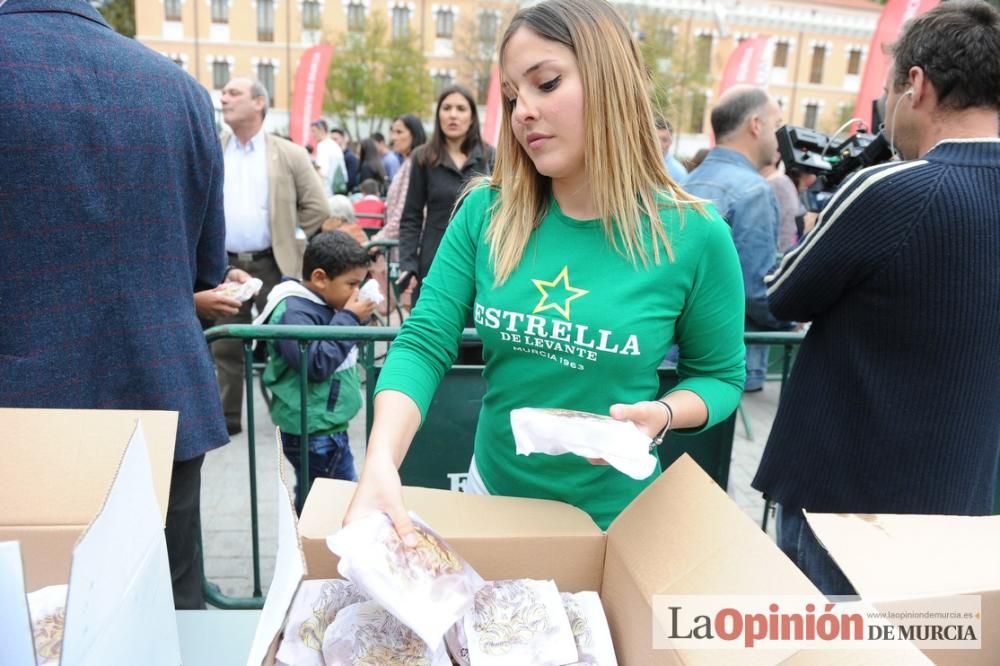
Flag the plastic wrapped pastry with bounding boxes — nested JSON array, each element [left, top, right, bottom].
[[27, 584, 68, 666], [444, 620, 470, 666], [463, 579, 578, 666], [560, 592, 618, 665], [510, 407, 658, 480], [326, 511, 485, 650], [358, 278, 385, 305], [214, 277, 264, 302], [275, 579, 368, 666], [321, 600, 451, 666]]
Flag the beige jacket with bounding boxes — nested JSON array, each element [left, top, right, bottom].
[[221, 131, 328, 278]]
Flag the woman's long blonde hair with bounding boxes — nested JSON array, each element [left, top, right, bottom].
[[482, 0, 700, 285]]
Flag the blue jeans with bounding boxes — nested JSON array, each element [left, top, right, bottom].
[[281, 431, 357, 513], [744, 344, 768, 391], [776, 504, 857, 597]]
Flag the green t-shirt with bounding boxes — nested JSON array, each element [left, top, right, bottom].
[[376, 186, 745, 529]]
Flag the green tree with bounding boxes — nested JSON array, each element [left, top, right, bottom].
[[371, 34, 434, 131], [96, 0, 135, 38], [632, 10, 713, 142], [323, 12, 433, 138]]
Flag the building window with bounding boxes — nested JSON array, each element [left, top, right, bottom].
[[212, 60, 230, 89], [433, 71, 454, 97], [164, 0, 182, 21], [687, 92, 707, 134], [773, 41, 789, 68], [804, 103, 819, 129], [211, 0, 228, 23], [258, 63, 276, 107], [435, 8, 454, 39], [302, 0, 322, 30], [257, 0, 274, 41], [391, 6, 410, 39], [809, 45, 826, 84], [480, 12, 498, 44], [847, 47, 863, 76], [694, 34, 713, 74], [347, 0, 365, 32]]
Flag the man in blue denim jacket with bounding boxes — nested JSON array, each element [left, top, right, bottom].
[[685, 86, 794, 391]]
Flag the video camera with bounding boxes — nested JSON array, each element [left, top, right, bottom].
[[776, 124, 892, 211]]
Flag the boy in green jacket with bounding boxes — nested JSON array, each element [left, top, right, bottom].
[[256, 231, 376, 510]]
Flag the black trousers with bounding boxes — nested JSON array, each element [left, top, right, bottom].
[[165, 454, 205, 609]]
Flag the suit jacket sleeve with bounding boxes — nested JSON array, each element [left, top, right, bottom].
[[291, 144, 329, 238]]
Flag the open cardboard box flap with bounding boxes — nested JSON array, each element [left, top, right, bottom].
[[0, 408, 176, 527], [807, 511, 1000, 665], [0, 409, 180, 665], [250, 450, 932, 664]]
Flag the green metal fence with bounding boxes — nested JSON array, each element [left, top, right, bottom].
[[201, 325, 804, 609]]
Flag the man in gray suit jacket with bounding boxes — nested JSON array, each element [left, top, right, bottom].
[[214, 77, 329, 434]]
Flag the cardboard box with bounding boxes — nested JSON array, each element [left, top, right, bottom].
[[807, 512, 1000, 666], [0, 408, 181, 665], [247, 441, 931, 665]]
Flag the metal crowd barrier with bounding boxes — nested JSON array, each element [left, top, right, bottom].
[[200, 325, 804, 609]]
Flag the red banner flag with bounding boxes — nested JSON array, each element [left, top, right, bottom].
[[717, 36, 771, 96], [853, 0, 939, 130], [289, 44, 334, 147], [482, 65, 503, 147]]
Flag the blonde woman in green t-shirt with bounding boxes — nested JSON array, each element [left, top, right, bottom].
[[345, 0, 746, 536]]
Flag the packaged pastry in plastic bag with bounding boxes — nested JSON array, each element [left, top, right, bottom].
[[463, 579, 578, 666], [444, 620, 470, 666], [510, 407, 658, 480], [27, 584, 68, 666], [275, 578, 368, 666], [560, 591, 618, 665], [321, 600, 451, 666], [215, 277, 263, 302], [326, 511, 485, 650]]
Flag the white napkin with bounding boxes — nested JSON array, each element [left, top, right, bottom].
[[358, 278, 385, 305], [510, 408, 658, 480]]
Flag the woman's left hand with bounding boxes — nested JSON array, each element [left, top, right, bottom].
[[585, 401, 670, 466]]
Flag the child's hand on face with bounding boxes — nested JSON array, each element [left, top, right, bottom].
[[344, 287, 377, 322]]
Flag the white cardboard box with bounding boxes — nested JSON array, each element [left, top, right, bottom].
[[0, 408, 181, 666]]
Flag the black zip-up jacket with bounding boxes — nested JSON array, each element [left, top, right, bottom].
[[398, 142, 494, 280]]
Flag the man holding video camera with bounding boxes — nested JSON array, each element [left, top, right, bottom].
[[753, 0, 1000, 595]]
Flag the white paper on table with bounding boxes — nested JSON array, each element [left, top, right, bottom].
[[463, 579, 578, 666], [321, 600, 452, 666], [358, 278, 385, 305], [326, 511, 485, 651], [510, 408, 658, 480], [560, 591, 618, 665], [216, 277, 263, 302]]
